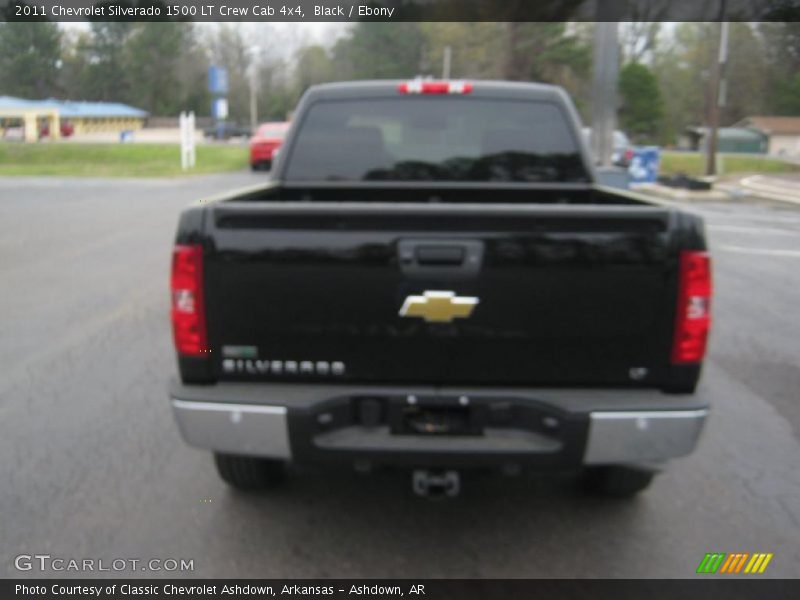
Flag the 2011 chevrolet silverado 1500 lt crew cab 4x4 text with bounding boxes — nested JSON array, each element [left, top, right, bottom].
[[169, 80, 712, 497]]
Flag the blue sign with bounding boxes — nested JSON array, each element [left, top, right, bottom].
[[208, 66, 228, 95], [628, 146, 660, 184], [211, 98, 228, 120]]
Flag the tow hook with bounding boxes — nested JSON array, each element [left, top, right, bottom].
[[412, 470, 461, 498]]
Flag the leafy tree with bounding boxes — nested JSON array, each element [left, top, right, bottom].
[[123, 23, 191, 115], [418, 23, 507, 79], [333, 23, 425, 80], [295, 45, 334, 96], [618, 62, 663, 140], [0, 22, 62, 98], [759, 22, 800, 115], [504, 23, 591, 113], [771, 73, 800, 115], [652, 23, 715, 144], [78, 23, 136, 102]]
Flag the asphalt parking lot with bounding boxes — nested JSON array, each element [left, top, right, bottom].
[[1, 173, 799, 578]]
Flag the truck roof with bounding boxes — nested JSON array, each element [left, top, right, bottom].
[[303, 80, 570, 103]]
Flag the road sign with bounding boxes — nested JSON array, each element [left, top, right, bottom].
[[208, 66, 228, 95]]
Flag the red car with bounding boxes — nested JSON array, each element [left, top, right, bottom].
[[249, 121, 290, 170], [39, 120, 74, 138]]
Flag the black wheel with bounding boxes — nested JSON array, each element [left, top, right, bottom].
[[214, 453, 287, 490], [580, 466, 655, 497]]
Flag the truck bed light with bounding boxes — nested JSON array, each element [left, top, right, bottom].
[[398, 80, 473, 95]]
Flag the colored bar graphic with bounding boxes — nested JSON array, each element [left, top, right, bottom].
[[734, 553, 750, 573], [744, 553, 774, 574], [697, 553, 726, 574], [698, 552, 773, 575]]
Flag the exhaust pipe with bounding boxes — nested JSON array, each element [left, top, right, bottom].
[[412, 469, 460, 498]]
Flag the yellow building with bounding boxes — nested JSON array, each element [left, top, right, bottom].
[[0, 96, 148, 141], [0, 96, 61, 142]]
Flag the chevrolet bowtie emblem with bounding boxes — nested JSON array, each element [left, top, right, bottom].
[[399, 291, 479, 323]]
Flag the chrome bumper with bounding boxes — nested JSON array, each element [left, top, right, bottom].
[[171, 399, 291, 459], [583, 409, 708, 465], [171, 394, 707, 467]]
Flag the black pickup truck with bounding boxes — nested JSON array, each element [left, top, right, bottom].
[[169, 80, 712, 497]]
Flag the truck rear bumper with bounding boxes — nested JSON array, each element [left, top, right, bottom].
[[170, 381, 708, 469]]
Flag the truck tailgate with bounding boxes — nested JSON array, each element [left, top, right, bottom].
[[204, 202, 679, 387]]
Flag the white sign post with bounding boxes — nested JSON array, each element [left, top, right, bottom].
[[179, 111, 196, 170]]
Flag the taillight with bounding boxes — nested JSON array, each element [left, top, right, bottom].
[[624, 148, 634, 162], [398, 80, 473, 94], [171, 244, 208, 357], [671, 251, 712, 364]]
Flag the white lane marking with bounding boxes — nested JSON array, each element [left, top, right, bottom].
[[717, 244, 800, 258], [740, 176, 800, 205], [709, 225, 799, 236]]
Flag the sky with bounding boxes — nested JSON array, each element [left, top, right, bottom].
[[59, 22, 350, 60]]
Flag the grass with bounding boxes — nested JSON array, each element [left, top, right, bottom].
[[660, 151, 800, 177], [2, 142, 797, 179], [0, 142, 248, 177]]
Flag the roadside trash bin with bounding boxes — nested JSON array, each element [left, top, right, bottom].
[[119, 130, 134, 143], [628, 146, 660, 184]]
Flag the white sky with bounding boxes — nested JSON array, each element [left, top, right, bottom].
[[59, 22, 349, 60]]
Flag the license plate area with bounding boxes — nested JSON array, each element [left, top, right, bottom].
[[389, 397, 483, 436]]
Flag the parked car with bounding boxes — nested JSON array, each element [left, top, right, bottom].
[[583, 127, 635, 168], [203, 121, 252, 140], [249, 121, 290, 170], [39, 120, 75, 139], [169, 80, 711, 498]]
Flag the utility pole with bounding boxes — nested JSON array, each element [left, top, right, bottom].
[[591, 19, 621, 168], [249, 77, 258, 134], [442, 46, 452, 79], [246, 46, 259, 135], [705, 0, 729, 177]]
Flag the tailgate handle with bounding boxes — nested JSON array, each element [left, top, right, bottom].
[[398, 240, 484, 276], [415, 246, 465, 266]]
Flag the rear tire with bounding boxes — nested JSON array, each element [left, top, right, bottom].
[[214, 453, 287, 490], [580, 466, 655, 497]]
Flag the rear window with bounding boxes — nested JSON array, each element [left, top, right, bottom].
[[285, 98, 589, 183]]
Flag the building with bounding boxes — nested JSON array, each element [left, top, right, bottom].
[[54, 100, 149, 135], [681, 126, 768, 154], [734, 116, 800, 157], [0, 96, 61, 142], [0, 96, 148, 141]]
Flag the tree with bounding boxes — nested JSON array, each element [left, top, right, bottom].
[[618, 62, 663, 141], [76, 23, 136, 102], [333, 23, 425, 79], [759, 22, 800, 115], [295, 45, 334, 96], [0, 22, 62, 98], [418, 23, 507, 79], [123, 23, 192, 115], [652, 23, 715, 144], [503, 23, 591, 113]]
